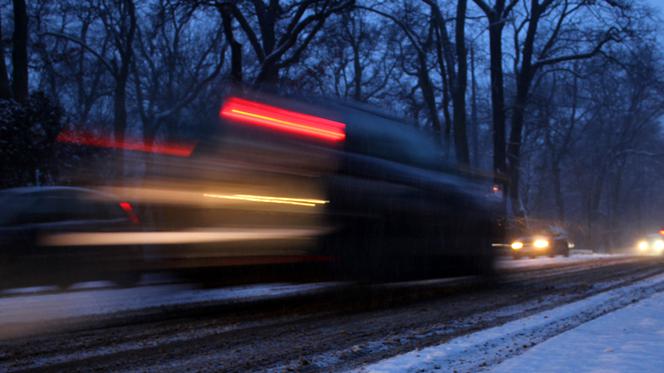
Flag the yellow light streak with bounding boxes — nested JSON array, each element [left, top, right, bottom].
[[203, 193, 328, 207]]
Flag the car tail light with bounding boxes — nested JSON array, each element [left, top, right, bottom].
[[219, 97, 346, 142], [56, 130, 196, 157], [119, 202, 140, 225]]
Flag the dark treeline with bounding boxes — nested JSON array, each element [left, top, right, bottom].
[[1, 0, 663, 250]]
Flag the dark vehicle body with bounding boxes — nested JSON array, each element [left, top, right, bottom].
[[136, 92, 504, 282], [0, 186, 142, 288]]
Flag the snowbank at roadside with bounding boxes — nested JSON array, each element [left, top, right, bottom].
[[497, 252, 628, 270], [489, 289, 664, 372], [358, 272, 664, 373]]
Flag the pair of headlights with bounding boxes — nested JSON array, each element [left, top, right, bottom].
[[637, 240, 664, 252], [511, 238, 549, 250]]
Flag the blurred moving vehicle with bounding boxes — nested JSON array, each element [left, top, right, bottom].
[[635, 234, 664, 256], [0, 186, 143, 288], [510, 232, 572, 259], [120, 92, 504, 282]]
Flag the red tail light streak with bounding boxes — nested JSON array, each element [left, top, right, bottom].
[[119, 201, 140, 224], [56, 130, 196, 157], [219, 97, 346, 142]]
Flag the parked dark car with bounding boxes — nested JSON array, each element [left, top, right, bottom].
[[0, 186, 143, 288]]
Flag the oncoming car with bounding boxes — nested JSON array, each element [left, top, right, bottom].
[[635, 234, 664, 256], [510, 234, 572, 259]]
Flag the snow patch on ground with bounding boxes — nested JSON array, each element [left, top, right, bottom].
[[497, 252, 626, 270], [489, 291, 664, 373], [357, 272, 664, 373]]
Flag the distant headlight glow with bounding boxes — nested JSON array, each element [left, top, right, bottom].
[[533, 239, 549, 249], [654, 240, 664, 252], [638, 241, 649, 251], [511, 241, 524, 250]]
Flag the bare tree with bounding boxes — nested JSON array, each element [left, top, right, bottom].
[[295, 8, 397, 103], [42, 0, 137, 149], [132, 0, 226, 148], [472, 0, 519, 187], [216, 0, 353, 86], [425, 0, 470, 162], [360, 3, 444, 137], [506, 0, 626, 216]]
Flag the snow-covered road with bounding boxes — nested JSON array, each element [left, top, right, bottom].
[[0, 280, 339, 339], [0, 254, 659, 372], [0, 253, 626, 340]]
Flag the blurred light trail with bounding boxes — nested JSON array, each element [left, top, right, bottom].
[[56, 130, 196, 157], [219, 97, 346, 142], [40, 228, 326, 246], [202, 193, 328, 207]]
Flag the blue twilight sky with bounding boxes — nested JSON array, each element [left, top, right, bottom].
[[645, 0, 664, 26], [637, 0, 664, 44]]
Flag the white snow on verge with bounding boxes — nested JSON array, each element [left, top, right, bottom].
[[489, 290, 664, 373], [357, 272, 664, 373], [497, 253, 626, 270]]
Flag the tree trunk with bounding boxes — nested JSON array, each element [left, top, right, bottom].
[[113, 82, 128, 147], [487, 14, 507, 184], [433, 25, 452, 147], [352, 40, 363, 101], [220, 9, 243, 84], [470, 44, 479, 167], [113, 0, 137, 177], [452, 0, 469, 165], [11, 0, 28, 103], [255, 63, 279, 86], [0, 16, 11, 99], [507, 0, 542, 218], [507, 78, 530, 217], [418, 55, 442, 134]]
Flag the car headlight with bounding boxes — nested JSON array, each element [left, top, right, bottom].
[[533, 239, 549, 249], [654, 240, 664, 252], [511, 241, 524, 250], [638, 241, 649, 251]]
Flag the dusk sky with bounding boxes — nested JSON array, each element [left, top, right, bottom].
[[645, 0, 664, 21]]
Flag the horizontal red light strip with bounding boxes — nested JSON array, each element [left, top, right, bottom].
[[219, 97, 346, 142], [56, 130, 196, 157]]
